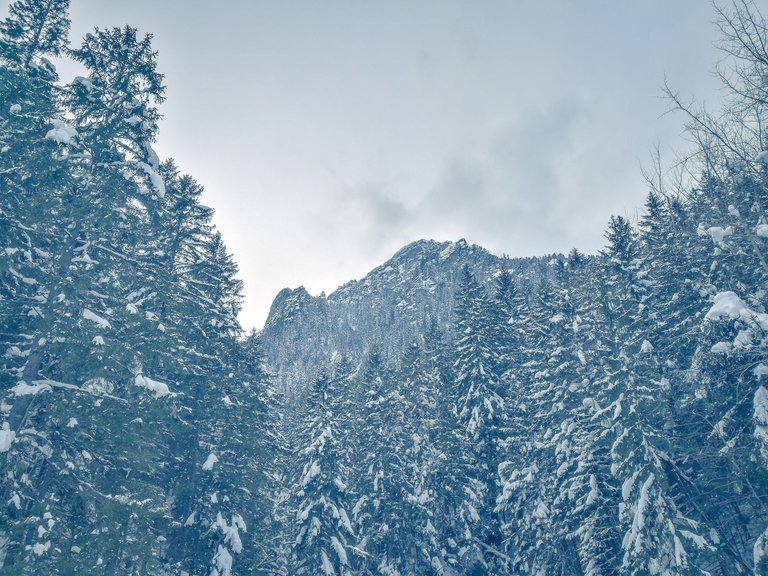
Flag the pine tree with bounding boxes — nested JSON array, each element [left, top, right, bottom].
[[448, 266, 506, 573], [0, 0, 69, 67], [288, 370, 357, 576]]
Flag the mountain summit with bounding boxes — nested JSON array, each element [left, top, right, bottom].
[[260, 239, 551, 393]]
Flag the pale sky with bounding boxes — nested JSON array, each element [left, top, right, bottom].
[[51, 0, 723, 329]]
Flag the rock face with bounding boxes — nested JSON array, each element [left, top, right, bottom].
[[260, 239, 552, 394]]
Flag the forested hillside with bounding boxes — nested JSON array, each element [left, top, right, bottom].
[[2, 0, 768, 575]]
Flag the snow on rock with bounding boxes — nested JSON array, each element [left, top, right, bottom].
[[756, 223, 768, 238], [202, 452, 219, 471], [755, 150, 768, 163], [45, 119, 77, 144], [9, 104, 21, 114], [0, 422, 16, 452], [8, 493, 21, 509], [11, 381, 52, 396], [83, 309, 111, 329], [756, 364, 768, 379], [184, 511, 196, 526], [67, 418, 78, 428], [705, 291, 768, 331], [134, 374, 171, 398], [639, 340, 653, 354], [439, 242, 458, 261], [138, 162, 166, 198], [92, 336, 104, 346]]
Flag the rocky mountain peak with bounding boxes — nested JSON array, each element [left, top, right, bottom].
[[260, 239, 550, 394]]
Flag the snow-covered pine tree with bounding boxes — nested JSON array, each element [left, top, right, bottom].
[[398, 338, 458, 575], [288, 369, 357, 576], [448, 265, 507, 574]]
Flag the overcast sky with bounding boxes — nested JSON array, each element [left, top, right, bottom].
[[53, 0, 724, 329]]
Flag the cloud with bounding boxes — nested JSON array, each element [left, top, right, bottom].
[[413, 100, 595, 254]]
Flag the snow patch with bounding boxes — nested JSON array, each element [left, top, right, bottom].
[[0, 422, 16, 452], [331, 536, 348, 565], [301, 460, 320, 487], [134, 374, 170, 398], [138, 162, 166, 198], [754, 386, 768, 445], [698, 224, 733, 245], [82, 309, 111, 329], [4, 346, 23, 358], [83, 377, 113, 395], [29, 541, 50, 556], [754, 528, 768, 572], [143, 142, 160, 169], [321, 550, 336, 575], [202, 452, 218, 471], [72, 76, 94, 92], [45, 119, 77, 144], [756, 224, 768, 238], [11, 381, 52, 396], [211, 545, 233, 576], [705, 291, 768, 331], [215, 512, 244, 554]]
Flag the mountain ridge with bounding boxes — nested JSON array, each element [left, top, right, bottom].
[[260, 238, 554, 393]]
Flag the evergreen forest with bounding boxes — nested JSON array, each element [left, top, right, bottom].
[[2, 1, 768, 574]]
